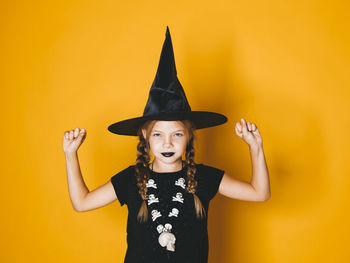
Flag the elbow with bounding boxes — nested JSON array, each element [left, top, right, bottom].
[[74, 206, 88, 212], [261, 197, 270, 202], [73, 205, 83, 212], [261, 193, 271, 202], [72, 202, 86, 212], [255, 192, 271, 202], [71, 195, 89, 212]]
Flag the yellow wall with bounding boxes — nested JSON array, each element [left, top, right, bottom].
[[1, 1, 349, 262]]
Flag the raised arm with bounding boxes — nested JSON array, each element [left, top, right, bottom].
[[63, 128, 117, 212], [218, 118, 271, 202]]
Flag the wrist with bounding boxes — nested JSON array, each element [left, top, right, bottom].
[[64, 151, 78, 157], [249, 143, 263, 152]]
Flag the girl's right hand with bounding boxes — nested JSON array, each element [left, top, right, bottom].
[[63, 128, 86, 153]]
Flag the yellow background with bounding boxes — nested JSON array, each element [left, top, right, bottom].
[[1, 0, 349, 262]]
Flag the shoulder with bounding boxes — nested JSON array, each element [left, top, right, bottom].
[[111, 165, 136, 181], [115, 164, 135, 175], [195, 163, 225, 175], [110, 165, 136, 206], [194, 163, 225, 201], [194, 163, 225, 183]]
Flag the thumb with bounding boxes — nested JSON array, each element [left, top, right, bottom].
[[78, 129, 85, 138]]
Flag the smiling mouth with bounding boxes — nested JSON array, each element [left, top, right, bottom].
[[161, 152, 175, 157]]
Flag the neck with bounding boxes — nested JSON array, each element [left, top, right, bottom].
[[151, 159, 184, 173]]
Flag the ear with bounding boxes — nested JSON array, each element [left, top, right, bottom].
[[142, 129, 147, 140]]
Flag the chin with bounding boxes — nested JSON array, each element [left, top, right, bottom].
[[160, 156, 182, 163]]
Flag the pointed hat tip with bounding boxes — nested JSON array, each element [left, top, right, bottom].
[[166, 25, 170, 36]]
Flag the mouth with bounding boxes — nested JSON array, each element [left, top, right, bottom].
[[161, 152, 175, 157]]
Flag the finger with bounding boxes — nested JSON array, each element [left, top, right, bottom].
[[253, 125, 261, 135], [240, 119, 250, 138], [81, 133, 86, 143], [247, 121, 252, 132], [235, 124, 242, 138], [74, 128, 79, 138], [252, 123, 257, 132], [235, 128, 242, 138], [64, 132, 69, 139], [69, 130, 74, 140], [79, 129, 86, 140], [236, 122, 242, 133], [241, 118, 248, 133]]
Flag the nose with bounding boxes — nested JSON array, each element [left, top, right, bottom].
[[163, 135, 173, 148]]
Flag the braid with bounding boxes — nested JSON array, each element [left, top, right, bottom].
[[135, 130, 151, 223], [185, 136, 206, 219]]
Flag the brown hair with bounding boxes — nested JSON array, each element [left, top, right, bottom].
[[135, 120, 206, 222]]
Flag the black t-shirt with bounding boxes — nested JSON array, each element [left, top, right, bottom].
[[110, 163, 225, 263]]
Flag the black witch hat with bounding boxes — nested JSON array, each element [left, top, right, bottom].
[[108, 26, 227, 136]]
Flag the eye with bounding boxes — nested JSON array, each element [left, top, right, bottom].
[[174, 133, 183, 137], [153, 133, 161, 137]]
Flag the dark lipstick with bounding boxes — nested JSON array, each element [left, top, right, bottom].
[[161, 152, 175, 157]]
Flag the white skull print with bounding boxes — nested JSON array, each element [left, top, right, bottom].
[[156, 224, 164, 234], [168, 208, 179, 217], [175, 177, 186, 189], [151, 209, 162, 221], [147, 194, 159, 205], [146, 179, 157, 189], [172, 192, 184, 203]]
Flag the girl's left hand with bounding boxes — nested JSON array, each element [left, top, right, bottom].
[[235, 118, 263, 148]]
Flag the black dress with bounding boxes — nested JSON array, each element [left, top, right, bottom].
[[110, 163, 225, 263]]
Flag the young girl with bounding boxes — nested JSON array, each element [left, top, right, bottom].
[[63, 27, 270, 263]]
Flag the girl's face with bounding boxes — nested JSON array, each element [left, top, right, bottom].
[[143, 121, 189, 166]]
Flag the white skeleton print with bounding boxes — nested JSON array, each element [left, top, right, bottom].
[[175, 178, 186, 189], [146, 179, 157, 189], [172, 192, 184, 203], [147, 194, 159, 205], [168, 208, 179, 217]]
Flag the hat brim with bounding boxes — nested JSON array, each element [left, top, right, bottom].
[[108, 111, 228, 136]]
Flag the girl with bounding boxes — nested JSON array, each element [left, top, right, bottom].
[[63, 27, 270, 263]]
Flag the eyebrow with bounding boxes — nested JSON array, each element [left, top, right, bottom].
[[152, 129, 185, 133]]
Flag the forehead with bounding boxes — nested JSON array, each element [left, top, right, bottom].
[[151, 121, 185, 132]]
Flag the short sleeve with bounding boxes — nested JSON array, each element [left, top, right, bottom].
[[196, 164, 225, 201], [110, 166, 134, 206]]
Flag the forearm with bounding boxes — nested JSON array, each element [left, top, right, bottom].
[[249, 144, 270, 200], [64, 151, 90, 211]]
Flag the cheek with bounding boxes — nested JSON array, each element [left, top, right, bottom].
[[148, 139, 161, 149], [175, 139, 188, 150]]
